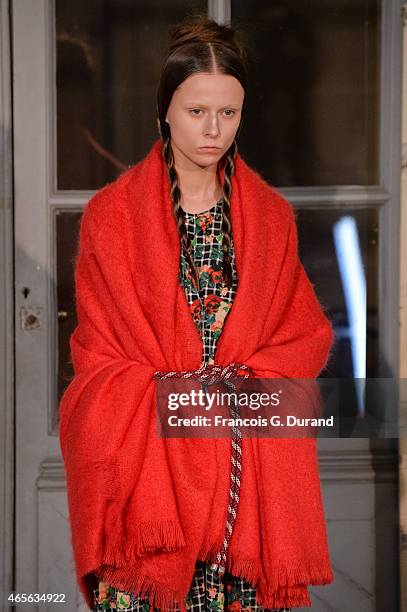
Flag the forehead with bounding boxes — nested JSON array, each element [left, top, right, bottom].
[[175, 72, 244, 102]]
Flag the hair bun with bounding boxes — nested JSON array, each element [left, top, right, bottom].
[[167, 14, 246, 63]]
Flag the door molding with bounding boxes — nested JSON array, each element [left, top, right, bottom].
[[400, 2, 407, 609], [0, 0, 15, 609]]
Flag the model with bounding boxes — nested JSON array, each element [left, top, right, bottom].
[[59, 14, 335, 612]]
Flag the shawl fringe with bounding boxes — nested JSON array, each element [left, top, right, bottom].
[[102, 518, 186, 566]]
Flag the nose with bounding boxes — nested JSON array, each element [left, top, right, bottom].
[[204, 113, 220, 137]]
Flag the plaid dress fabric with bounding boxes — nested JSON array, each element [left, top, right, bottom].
[[92, 198, 291, 612]]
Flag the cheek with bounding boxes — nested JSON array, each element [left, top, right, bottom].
[[225, 118, 241, 141], [170, 116, 201, 139], [228, 117, 241, 133]]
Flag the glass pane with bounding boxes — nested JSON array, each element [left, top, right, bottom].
[[56, 210, 82, 422], [232, 0, 380, 187], [296, 207, 378, 379], [56, 0, 207, 190]]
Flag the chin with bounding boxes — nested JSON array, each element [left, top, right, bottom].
[[192, 154, 221, 167]]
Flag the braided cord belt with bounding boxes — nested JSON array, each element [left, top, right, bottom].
[[153, 362, 254, 575]]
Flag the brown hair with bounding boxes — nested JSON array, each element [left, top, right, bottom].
[[156, 14, 248, 289]]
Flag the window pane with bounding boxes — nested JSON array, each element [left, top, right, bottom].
[[56, 210, 81, 428], [232, 0, 380, 186], [56, 0, 207, 190], [296, 207, 378, 378]]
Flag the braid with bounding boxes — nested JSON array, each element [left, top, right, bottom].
[[157, 15, 247, 292], [220, 140, 238, 289], [162, 136, 200, 290]]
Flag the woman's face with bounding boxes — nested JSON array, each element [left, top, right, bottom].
[[165, 72, 245, 169]]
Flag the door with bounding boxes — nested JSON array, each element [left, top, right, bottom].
[[12, 1, 402, 610]]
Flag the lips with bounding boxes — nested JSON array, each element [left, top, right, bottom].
[[198, 146, 221, 150]]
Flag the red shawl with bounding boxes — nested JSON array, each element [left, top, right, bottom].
[[58, 138, 335, 611]]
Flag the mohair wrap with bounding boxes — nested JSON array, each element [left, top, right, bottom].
[[58, 138, 335, 611]]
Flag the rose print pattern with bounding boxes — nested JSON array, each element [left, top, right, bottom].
[[93, 561, 291, 611], [92, 199, 291, 612], [179, 199, 238, 366]]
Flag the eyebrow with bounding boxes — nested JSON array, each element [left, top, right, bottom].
[[184, 102, 242, 108]]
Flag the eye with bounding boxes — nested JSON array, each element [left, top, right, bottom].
[[224, 109, 236, 117], [189, 108, 203, 116]]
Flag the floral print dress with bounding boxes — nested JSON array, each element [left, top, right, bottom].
[[92, 198, 291, 612]]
